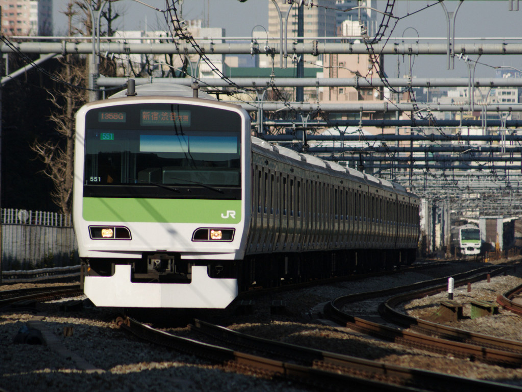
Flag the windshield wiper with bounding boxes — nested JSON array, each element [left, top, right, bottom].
[[145, 182, 180, 193], [164, 176, 225, 194]]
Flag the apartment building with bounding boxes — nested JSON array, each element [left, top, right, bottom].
[[336, 0, 377, 36], [268, 0, 337, 68], [1, 0, 52, 36]]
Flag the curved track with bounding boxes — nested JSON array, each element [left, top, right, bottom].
[[119, 316, 522, 392], [325, 265, 522, 366], [497, 282, 522, 315]]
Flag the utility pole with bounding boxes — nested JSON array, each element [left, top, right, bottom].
[[0, 7, 3, 284], [296, 3, 304, 102]]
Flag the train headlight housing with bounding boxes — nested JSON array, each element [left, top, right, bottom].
[[89, 226, 131, 240], [192, 228, 235, 242]]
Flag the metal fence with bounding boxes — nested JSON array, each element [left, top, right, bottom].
[[2, 208, 79, 270]]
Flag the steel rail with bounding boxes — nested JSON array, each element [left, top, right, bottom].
[[497, 282, 522, 316], [119, 317, 422, 392], [1, 266, 81, 284], [324, 266, 522, 366], [381, 274, 522, 353], [0, 286, 82, 310], [189, 319, 522, 392]]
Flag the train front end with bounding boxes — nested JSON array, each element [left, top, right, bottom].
[[460, 227, 482, 256], [73, 96, 251, 308]]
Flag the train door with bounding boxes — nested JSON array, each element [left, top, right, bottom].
[[272, 172, 281, 251], [294, 178, 302, 250], [248, 165, 261, 253]]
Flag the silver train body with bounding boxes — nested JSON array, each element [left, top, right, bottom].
[[73, 85, 420, 309]]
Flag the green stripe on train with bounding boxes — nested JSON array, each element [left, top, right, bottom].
[[83, 198, 242, 223]]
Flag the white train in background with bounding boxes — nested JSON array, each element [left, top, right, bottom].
[[450, 224, 483, 258]]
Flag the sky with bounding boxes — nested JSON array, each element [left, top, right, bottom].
[[52, 0, 522, 79]]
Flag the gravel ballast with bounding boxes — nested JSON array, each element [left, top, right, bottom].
[[2, 260, 522, 391]]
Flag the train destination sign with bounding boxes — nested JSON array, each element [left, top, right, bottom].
[[140, 110, 191, 127]]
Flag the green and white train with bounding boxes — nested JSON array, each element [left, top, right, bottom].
[[450, 224, 482, 257], [73, 83, 420, 309]]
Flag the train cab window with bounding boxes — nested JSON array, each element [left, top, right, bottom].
[[84, 103, 241, 199]]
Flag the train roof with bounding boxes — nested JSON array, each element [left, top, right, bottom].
[[109, 83, 216, 100], [252, 136, 414, 197]]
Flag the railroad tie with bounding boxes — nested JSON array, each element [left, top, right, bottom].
[[428, 300, 463, 323]]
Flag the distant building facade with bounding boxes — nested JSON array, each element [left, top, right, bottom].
[[113, 24, 225, 81], [336, 0, 377, 37], [1, 0, 52, 36], [268, 0, 337, 67]]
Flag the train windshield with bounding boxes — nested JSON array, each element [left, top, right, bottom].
[[83, 103, 242, 199], [462, 229, 480, 241]]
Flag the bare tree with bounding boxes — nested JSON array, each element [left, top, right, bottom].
[[31, 0, 122, 214], [31, 3, 87, 215]]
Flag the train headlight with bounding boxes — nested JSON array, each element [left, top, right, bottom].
[[101, 228, 114, 238], [192, 228, 235, 242], [210, 230, 222, 240]]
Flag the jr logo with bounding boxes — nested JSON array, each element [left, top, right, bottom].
[[221, 210, 236, 219]]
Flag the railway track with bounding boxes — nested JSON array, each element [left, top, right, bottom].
[[118, 316, 522, 392], [0, 285, 82, 311], [325, 265, 522, 366], [497, 282, 522, 315]]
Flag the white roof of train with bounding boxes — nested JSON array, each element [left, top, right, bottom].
[[109, 83, 215, 100], [252, 136, 411, 196]]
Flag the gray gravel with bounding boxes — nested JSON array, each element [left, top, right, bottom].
[[2, 260, 522, 391]]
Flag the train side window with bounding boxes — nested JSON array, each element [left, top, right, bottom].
[[334, 188, 338, 219], [290, 178, 295, 216], [297, 180, 301, 217], [341, 189, 345, 221], [283, 176, 287, 216], [354, 191, 358, 221], [257, 169, 262, 213], [363, 193, 366, 222], [263, 172, 268, 214], [270, 173, 274, 214], [276, 174, 280, 215], [371, 195, 375, 223]]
